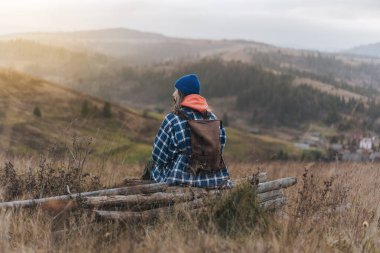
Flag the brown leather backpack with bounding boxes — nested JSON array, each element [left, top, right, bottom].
[[177, 110, 225, 175]]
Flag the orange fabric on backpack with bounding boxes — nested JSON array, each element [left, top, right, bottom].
[[180, 94, 209, 113]]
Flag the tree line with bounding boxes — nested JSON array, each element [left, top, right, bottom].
[[127, 59, 366, 127], [83, 58, 380, 131]]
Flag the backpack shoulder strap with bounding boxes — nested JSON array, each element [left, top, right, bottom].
[[201, 111, 210, 120], [175, 109, 211, 120]]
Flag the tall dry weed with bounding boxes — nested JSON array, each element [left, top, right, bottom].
[[295, 168, 350, 220], [1, 161, 380, 252], [0, 136, 101, 201]]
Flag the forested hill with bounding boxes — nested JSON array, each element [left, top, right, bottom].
[[94, 59, 376, 129], [1, 29, 380, 132]]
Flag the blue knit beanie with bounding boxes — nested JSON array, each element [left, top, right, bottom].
[[175, 74, 200, 95]]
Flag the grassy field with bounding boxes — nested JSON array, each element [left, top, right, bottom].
[[225, 127, 299, 162], [0, 154, 379, 252]]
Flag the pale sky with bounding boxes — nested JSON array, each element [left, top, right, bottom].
[[1, 0, 380, 51]]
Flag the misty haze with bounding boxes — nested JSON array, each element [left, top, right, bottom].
[[0, 1, 380, 252]]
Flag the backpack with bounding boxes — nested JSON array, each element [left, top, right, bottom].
[[177, 110, 225, 175]]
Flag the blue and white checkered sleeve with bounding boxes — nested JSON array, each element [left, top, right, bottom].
[[152, 116, 174, 166]]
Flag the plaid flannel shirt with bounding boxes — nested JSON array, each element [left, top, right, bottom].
[[151, 107, 232, 188]]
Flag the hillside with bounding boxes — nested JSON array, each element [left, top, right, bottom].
[[0, 69, 294, 163], [84, 59, 378, 131], [2, 28, 380, 135], [0, 69, 161, 163], [0, 39, 116, 87], [292, 77, 369, 102], [3, 28, 380, 91], [217, 46, 380, 88], [2, 28, 380, 88], [345, 42, 380, 58]]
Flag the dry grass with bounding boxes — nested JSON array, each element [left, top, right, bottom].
[[293, 77, 368, 103], [1, 160, 380, 252]]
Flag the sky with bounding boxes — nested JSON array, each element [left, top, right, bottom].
[[1, 0, 380, 51]]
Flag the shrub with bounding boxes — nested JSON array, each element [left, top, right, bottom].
[[102, 102, 112, 118], [271, 149, 289, 160], [81, 100, 90, 116], [33, 106, 42, 118], [199, 182, 269, 237], [295, 169, 350, 220], [301, 150, 324, 161], [0, 136, 101, 201]]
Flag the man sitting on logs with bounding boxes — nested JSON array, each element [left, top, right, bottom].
[[145, 74, 233, 188]]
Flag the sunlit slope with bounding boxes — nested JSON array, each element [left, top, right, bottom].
[[0, 69, 160, 163], [0, 39, 113, 87]]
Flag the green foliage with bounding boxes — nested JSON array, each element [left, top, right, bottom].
[[240, 83, 353, 126], [271, 149, 289, 161], [200, 183, 268, 237], [337, 121, 353, 131], [81, 100, 90, 116], [33, 106, 41, 118], [368, 100, 380, 120], [301, 150, 324, 161], [324, 109, 341, 126], [102, 102, 112, 118]]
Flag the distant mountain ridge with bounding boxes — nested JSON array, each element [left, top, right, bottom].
[[0, 28, 268, 64], [0, 28, 168, 42], [2, 27, 380, 60], [345, 42, 380, 58]]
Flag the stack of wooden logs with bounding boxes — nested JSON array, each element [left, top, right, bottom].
[[0, 173, 297, 221]]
